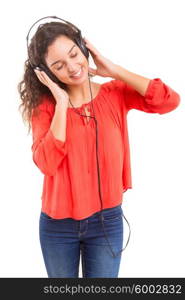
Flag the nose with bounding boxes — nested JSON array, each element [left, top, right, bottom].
[[67, 62, 77, 74]]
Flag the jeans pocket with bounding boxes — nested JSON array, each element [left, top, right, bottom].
[[102, 206, 123, 221]]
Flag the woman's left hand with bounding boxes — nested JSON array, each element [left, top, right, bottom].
[[84, 37, 118, 79]]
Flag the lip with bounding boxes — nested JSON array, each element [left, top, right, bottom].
[[70, 67, 83, 79]]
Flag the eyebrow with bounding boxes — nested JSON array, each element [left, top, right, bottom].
[[50, 44, 76, 67]]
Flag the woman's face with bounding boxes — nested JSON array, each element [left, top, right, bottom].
[[45, 35, 89, 86]]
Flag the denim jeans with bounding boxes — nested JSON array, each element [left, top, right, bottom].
[[39, 204, 124, 278]]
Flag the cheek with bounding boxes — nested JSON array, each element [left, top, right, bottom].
[[78, 53, 88, 65], [51, 71, 66, 82]]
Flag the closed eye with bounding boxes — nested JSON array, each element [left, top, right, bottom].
[[56, 53, 78, 71]]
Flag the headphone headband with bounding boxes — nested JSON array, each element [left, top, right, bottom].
[[26, 16, 81, 46]]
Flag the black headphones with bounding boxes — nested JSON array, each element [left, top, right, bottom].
[[26, 16, 131, 259], [26, 15, 90, 88]]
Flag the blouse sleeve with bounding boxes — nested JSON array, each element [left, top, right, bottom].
[[111, 78, 181, 114], [31, 98, 67, 176]]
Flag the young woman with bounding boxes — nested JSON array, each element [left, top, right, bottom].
[[18, 19, 180, 278]]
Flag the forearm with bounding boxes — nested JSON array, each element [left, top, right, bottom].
[[50, 103, 68, 142], [113, 64, 151, 96]]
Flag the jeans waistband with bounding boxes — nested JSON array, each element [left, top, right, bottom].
[[90, 204, 122, 219]]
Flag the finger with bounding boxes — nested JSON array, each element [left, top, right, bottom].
[[39, 70, 56, 86], [34, 70, 44, 82], [84, 37, 100, 57], [34, 70, 43, 82], [88, 67, 97, 76], [35, 69, 49, 83], [35, 69, 58, 87], [34, 70, 48, 85]]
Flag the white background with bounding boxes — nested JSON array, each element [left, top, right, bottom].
[[0, 0, 184, 277]]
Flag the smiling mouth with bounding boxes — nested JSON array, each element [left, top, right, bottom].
[[70, 67, 83, 79]]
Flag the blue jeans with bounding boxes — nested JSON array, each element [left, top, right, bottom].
[[39, 204, 124, 278]]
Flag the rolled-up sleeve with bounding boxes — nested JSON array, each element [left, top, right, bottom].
[[31, 100, 67, 176], [125, 78, 181, 114]]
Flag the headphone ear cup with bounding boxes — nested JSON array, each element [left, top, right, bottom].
[[81, 40, 89, 59], [37, 63, 66, 89], [34, 66, 42, 71], [75, 35, 89, 59], [39, 64, 59, 82], [38, 63, 49, 73]]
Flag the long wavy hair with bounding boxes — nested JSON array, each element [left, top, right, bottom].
[[17, 21, 90, 135]]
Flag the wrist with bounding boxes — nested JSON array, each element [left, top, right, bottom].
[[55, 101, 68, 110], [112, 64, 126, 81]]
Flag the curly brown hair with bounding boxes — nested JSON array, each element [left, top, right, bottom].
[[17, 21, 90, 135]]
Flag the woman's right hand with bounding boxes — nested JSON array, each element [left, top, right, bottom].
[[34, 68, 69, 106]]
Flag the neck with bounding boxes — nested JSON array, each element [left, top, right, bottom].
[[66, 77, 94, 107]]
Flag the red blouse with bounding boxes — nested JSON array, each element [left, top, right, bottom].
[[31, 78, 180, 220]]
